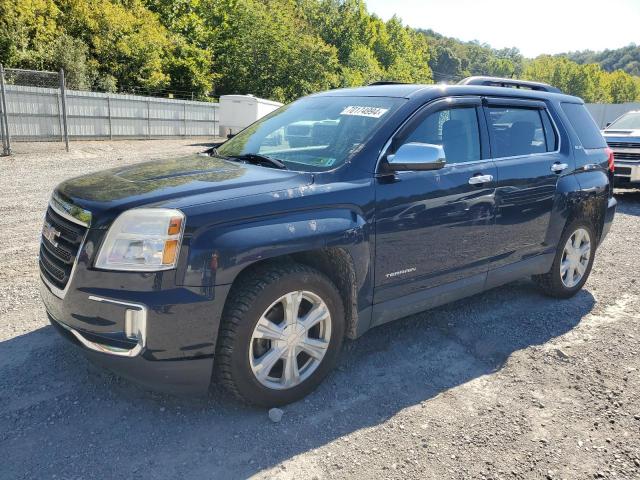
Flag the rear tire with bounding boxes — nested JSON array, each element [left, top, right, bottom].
[[533, 220, 596, 298], [215, 263, 345, 407]]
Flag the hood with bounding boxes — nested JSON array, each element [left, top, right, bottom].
[[55, 155, 314, 226], [603, 128, 640, 137]]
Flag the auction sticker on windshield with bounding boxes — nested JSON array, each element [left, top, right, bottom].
[[340, 106, 389, 118]]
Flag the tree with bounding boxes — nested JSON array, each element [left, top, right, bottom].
[[59, 0, 173, 92], [340, 44, 384, 87], [563, 43, 640, 76], [1, 0, 639, 103], [0, 0, 61, 67], [46, 34, 91, 89], [377, 17, 431, 83], [429, 45, 462, 82], [607, 70, 638, 103], [205, 0, 340, 102]]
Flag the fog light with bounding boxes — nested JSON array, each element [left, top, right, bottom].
[[125, 308, 146, 341]]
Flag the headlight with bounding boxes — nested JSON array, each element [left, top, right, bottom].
[[95, 208, 185, 271]]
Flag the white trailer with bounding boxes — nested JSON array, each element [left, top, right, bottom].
[[218, 94, 282, 136]]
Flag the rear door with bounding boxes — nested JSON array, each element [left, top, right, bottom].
[[483, 97, 564, 269]]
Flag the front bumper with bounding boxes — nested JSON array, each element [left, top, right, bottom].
[[41, 273, 232, 395]]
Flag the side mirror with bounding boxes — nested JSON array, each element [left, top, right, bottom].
[[386, 142, 446, 171]]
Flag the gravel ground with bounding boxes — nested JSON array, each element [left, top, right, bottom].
[[1, 140, 639, 480]]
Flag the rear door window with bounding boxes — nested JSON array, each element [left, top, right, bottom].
[[560, 102, 606, 149], [486, 107, 554, 158]]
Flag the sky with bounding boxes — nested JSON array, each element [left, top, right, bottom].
[[365, 0, 640, 58]]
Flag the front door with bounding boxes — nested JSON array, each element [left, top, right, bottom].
[[374, 97, 497, 305]]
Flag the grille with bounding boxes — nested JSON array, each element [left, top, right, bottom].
[[615, 167, 632, 176], [607, 141, 640, 149], [612, 151, 640, 161], [39, 206, 88, 290]]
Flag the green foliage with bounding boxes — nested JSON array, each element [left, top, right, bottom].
[[381, 17, 431, 83], [60, 0, 173, 90], [563, 44, 640, 76], [203, 0, 340, 102], [429, 45, 462, 82], [0, 0, 638, 102], [340, 44, 384, 87], [420, 30, 524, 82], [523, 55, 640, 103], [607, 70, 639, 103], [47, 34, 91, 89]]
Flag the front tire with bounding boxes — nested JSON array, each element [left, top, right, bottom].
[[215, 263, 345, 407], [533, 220, 596, 298]]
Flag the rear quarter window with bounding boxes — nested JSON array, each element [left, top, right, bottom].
[[560, 103, 606, 149]]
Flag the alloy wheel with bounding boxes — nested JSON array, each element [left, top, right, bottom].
[[560, 227, 591, 288], [249, 290, 332, 390]]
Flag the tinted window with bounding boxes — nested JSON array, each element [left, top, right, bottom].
[[561, 103, 607, 149], [400, 107, 481, 164], [486, 107, 552, 157]]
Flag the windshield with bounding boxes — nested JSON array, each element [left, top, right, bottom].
[[217, 96, 405, 172], [608, 112, 640, 130]]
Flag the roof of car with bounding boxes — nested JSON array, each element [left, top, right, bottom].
[[313, 84, 432, 98], [313, 83, 582, 103]]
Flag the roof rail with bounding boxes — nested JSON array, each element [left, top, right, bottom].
[[458, 76, 562, 93], [367, 81, 407, 86]]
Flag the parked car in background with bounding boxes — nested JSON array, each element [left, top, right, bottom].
[[602, 110, 640, 188], [40, 77, 616, 406], [284, 119, 339, 148]]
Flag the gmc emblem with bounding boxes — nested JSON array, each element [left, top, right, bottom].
[[42, 222, 61, 247]]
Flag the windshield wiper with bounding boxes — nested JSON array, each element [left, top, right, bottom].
[[231, 153, 287, 170]]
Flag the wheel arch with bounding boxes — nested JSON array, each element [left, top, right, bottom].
[[182, 208, 373, 341], [222, 247, 362, 340], [569, 169, 611, 244], [549, 172, 609, 249]]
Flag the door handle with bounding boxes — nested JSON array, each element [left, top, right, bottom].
[[551, 162, 568, 173], [468, 174, 494, 185]]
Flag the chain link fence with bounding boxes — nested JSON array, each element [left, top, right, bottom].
[[0, 66, 219, 156], [3, 67, 61, 88]]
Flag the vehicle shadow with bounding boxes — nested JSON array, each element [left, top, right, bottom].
[[614, 189, 640, 216], [0, 281, 595, 479]]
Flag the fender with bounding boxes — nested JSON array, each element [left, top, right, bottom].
[[179, 208, 371, 290], [546, 166, 610, 252], [573, 167, 610, 241], [545, 173, 582, 250]]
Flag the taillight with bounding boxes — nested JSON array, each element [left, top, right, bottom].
[[606, 147, 615, 173]]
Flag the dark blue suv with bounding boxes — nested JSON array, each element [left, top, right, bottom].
[[40, 77, 616, 406]]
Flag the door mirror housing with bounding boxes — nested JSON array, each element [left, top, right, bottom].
[[386, 142, 447, 171]]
